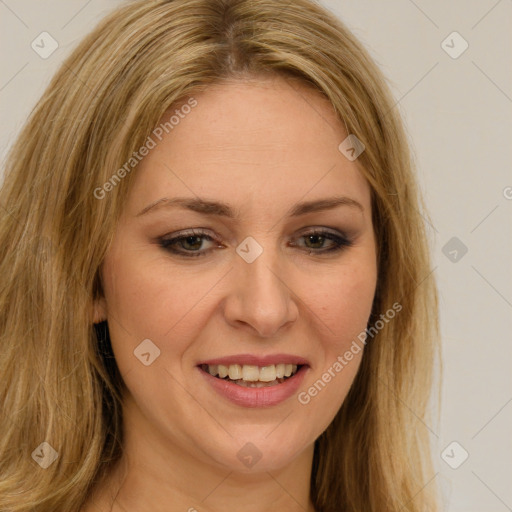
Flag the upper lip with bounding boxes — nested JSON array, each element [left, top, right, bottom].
[[197, 353, 310, 367]]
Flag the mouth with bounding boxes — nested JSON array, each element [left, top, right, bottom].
[[198, 363, 303, 388], [196, 354, 310, 407]]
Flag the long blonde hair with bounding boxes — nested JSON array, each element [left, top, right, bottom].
[[0, 0, 441, 510]]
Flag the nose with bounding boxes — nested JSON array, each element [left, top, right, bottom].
[[222, 242, 299, 338]]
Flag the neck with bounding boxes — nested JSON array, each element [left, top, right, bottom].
[[83, 395, 318, 512]]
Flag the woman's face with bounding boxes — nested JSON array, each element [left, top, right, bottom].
[[96, 75, 377, 474]]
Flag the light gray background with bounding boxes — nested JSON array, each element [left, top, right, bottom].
[[1, 1, 511, 511]]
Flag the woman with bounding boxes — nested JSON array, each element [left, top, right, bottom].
[[0, 0, 441, 510]]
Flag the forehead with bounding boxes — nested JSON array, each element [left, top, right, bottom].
[[128, 76, 371, 218]]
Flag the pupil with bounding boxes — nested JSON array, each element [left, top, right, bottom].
[[307, 234, 323, 248], [184, 236, 202, 250]]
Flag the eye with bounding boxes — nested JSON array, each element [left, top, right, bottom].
[[290, 228, 353, 254], [158, 229, 220, 258], [158, 228, 353, 258]]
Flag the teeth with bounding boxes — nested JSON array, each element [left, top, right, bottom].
[[204, 363, 300, 382], [228, 364, 242, 380], [242, 365, 260, 381], [259, 365, 277, 382]]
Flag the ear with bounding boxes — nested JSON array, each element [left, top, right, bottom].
[[92, 296, 108, 324]]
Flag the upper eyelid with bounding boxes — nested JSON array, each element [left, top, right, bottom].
[[161, 225, 349, 239], [159, 227, 353, 249]]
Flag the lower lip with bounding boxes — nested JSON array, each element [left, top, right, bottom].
[[197, 365, 308, 408]]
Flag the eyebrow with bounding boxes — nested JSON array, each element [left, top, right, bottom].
[[136, 195, 364, 218]]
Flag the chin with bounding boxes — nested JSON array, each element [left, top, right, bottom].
[[199, 427, 313, 474]]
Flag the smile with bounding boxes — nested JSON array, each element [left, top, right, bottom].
[[196, 357, 309, 407], [200, 363, 301, 387]]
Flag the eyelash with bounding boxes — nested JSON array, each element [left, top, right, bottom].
[[158, 228, 353, 258]]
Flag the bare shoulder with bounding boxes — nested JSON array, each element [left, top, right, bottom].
[[78, 497, 106, 512], [79, 462, 125, 512], [79, 496, 112, 512], [78, 483, 116, 512]]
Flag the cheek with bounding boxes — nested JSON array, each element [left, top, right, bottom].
[[102, 245, 190, 333], [309, 260, 377, 344], [295, 264, 375, 424], [101, 246, 225, 373]]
